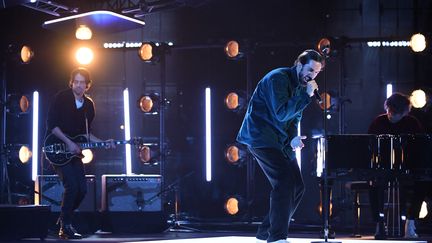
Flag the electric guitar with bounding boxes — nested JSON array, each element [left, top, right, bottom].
[[43, 133, 142, 166]]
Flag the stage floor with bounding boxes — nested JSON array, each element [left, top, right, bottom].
[[127, 236, 428, 243], [18, 231, 432, 243]]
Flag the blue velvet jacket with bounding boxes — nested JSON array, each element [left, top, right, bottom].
[[236, 66, 311, 160]]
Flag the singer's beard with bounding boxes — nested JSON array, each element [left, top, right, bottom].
[[299, 74, 311, 87]]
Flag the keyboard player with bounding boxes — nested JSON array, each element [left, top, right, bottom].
[[367, 92, 424, 239]]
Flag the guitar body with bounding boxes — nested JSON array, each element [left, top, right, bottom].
[[43, 133, 138, 166], [43, 134, 89, 166]]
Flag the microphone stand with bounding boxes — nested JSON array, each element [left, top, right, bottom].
[[146, 171, 199, 232], [311, 50, 341, 243]]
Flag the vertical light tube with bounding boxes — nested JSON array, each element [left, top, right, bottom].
[[316, 137, 324, 177], [123, 88, 132, 175], [205, 87, 212, 182], [295, 121, 301, 170], [31, 91, 39, 181], [386, 83, 393, 98]]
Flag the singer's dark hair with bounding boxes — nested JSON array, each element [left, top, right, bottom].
[[294, 49, 325, 68], [69, 67, 92, 89], [384, 92, 411, 115]]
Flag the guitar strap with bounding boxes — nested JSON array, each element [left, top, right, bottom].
[[85, 111, 90, 143], [84, 98, 90, 143]]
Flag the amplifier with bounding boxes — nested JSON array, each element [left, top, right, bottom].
[[0, 205, 50, 240], [101, 174, 162, 212], [34, 175, 96, 212]]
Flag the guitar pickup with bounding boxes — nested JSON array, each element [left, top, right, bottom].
[[43, 144, 67, 154]]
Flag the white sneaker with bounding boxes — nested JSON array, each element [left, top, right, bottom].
[[404, 219, 419, 238], [268, 240, 289, 243]]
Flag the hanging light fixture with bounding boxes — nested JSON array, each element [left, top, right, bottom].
[[410, 33, 427, 52], [75, 25, 93, 40]]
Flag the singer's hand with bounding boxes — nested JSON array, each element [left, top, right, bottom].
[[306, 80, 318, 97], [290, 135, 307, 151]]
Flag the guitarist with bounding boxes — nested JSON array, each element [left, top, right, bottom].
[[46, 67, 115, 239]]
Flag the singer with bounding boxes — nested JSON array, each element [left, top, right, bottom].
[[237, 49, 324, 243]]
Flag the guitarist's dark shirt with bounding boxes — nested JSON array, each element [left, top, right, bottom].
[[47, 89, 95, 137]]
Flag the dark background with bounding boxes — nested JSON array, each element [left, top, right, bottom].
[[1, 0, 431, 227]]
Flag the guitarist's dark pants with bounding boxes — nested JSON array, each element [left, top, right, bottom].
[[248, 147, 305, 242], [54, 158, 87, 225]]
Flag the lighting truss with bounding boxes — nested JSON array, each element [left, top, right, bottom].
[[21, 0, 77, 17]]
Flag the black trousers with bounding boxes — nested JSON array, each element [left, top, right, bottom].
[[369, 178, 408, 223], [54, 158, 87, 225], [248, 147, 305, 242]]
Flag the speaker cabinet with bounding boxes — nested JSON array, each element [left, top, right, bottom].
[[101, 174, 162, 212], [0, 205, 50, 240], [34, 175, 96, 212]]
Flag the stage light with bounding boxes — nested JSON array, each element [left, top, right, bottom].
[[419, 201, 428, 218], [139, 42, 153, 61], [18, 145, 32, 163], [224, 40, 243, 59], [318, 92, 331, 110], [138, 42, 164, 63], [317, 38, 331, 57], [386, 83, 393, 98], [224, 195, 245, 216], [410, 33, 426, 52], [6, 94, 30, 116], [317, 92, 339, 112], [81, 149, 93, 164], [75, 47, 94, 65], [367, 40, 410, 48], [224, 144, 247, 165], [138, 93, 160, 114], [224, 91, 246, 112], [296, 121, 301, 170], [139, 145, 151, 163], [316, 36, 348, 56], [5, 144, 32, 164], [75, 25, 92, 40], [20, 45, 34, 64], [6, 44, 35, 64], [138, 145, 159, 165], [205, 87, 212, 182], [410, 89, 427, 108], [123, 88, 132, 175], [32, 91, 39, 181]]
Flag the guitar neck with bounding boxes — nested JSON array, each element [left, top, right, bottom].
[[78, 140, 128, 149]]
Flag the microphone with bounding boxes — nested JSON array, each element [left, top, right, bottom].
[[304, 77, 322, 103], [314, 89, 322, 104]]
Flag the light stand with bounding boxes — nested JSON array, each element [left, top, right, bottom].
[[0, 59, 12, 204], [311, 43, 341, 243]]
